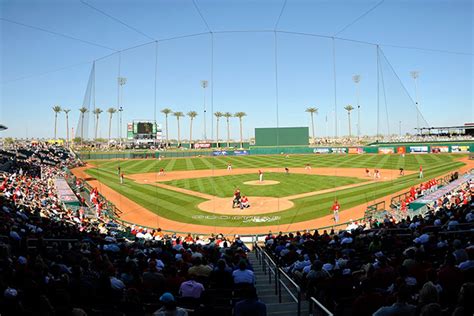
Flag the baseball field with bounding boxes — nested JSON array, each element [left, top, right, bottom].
[[71, 153, 470, 234]]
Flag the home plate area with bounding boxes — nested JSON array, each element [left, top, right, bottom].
[[197, 196, 294, 215]]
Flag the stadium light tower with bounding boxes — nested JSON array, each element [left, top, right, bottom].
[[118, 77, 127, 146], [410, 71, 420, 135], [200, 80, 208, 141], [352, 75, 361, 138]]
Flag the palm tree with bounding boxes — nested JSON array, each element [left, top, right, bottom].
[[344, 105, 355, 137], [187, 111, 198, 148], [214, 112, 223, 148], [173, 111, 184, 146], [161, 108, 173, 147], [234, 112, 247, 149], [93, 108, 103, 140], [63, 109, 71, 146], [52, 105, 62, 139], [305, 107, 318, 144], [223, 112, 233, 148], [79, 107, 88, 145], [107, 107, 117, 144]]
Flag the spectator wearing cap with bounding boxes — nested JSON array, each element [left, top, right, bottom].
[[234, 286, 266, 316], [153, 292, 188, 316]]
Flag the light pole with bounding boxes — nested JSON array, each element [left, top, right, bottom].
[[410, 71, 420, 135], [352, 75, 361, 138], [200, 80, 208, 141], [118, 77, 127, 146], [399, 120, 402, 137]]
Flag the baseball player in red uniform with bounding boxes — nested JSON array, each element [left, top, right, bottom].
[[259, 169, 263, 182], [419, 165, 423, 178], [331, 199, 340, 224]]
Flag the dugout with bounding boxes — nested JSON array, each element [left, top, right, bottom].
[[255, 127, 309, 146]]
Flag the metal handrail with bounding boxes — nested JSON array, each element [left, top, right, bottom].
[[258, 245, 334, 316], [26, 238, 79, 249], [309, 297, 333, 316], [278, 267, 302, 316], [254, 244, 278, 295]]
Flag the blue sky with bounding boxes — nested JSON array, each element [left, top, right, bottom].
[[1, 0, 472, 140]]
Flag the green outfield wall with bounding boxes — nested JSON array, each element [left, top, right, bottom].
[[77, 141, 474, 160], [255, 127, 309, 146]]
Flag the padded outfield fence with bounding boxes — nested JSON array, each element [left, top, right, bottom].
[[77, 141, 474, 160]]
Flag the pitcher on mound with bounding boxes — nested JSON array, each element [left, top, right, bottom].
[[258, 169, 263, 182]]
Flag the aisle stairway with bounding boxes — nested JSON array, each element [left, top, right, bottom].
[[248, 251, 310, 316]]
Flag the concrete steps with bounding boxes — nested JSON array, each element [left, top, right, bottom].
[[248, 251, 310, 316]]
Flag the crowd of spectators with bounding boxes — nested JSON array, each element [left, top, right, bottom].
[[2, 141, 472, 315], [0, 143, 265, 316], [265, 176, 474, 315]]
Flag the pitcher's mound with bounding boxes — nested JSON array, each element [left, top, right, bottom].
[[244, 180, 280, 186]]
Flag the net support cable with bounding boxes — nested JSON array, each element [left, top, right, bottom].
[[333, 0, 386, 36], [80, 0, 156, 41], [378, 47, 430, 127]]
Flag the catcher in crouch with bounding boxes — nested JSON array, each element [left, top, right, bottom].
[[232, 188, 242, 208]]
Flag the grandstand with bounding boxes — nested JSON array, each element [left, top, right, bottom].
[[417, 123, 474, 137], [2, 0, 473, 315]]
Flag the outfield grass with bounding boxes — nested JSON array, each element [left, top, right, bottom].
[[163, 173, 366, 198], [88, 153, 461, 174], [84, 154, 465, 227]]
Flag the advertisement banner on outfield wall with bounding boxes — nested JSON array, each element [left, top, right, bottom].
[[348, 147, 364, 154], [212, 151, 228, 156], [410, 146, 429, 154], [378, 147, 395, 154], [313, 148, 331, 154], [431, 146, 449, 153], [397, 147, 406, 154], [451, 145, 469, 153], [332, 148, 347, 154], [194, 143, 211, 149], [234, 150, 249, 156]]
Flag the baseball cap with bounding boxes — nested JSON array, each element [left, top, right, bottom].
[[160, 292, 175, 303], [18, 256, 27, 265], [4, 288, 18, 298]]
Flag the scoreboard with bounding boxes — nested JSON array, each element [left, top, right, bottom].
[[127, 121, 163, 142]]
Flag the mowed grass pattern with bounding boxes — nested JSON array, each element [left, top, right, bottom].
[[84, 155, 465, 227], [88, 153, 461, 175], [163, 173, 366, 198]]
